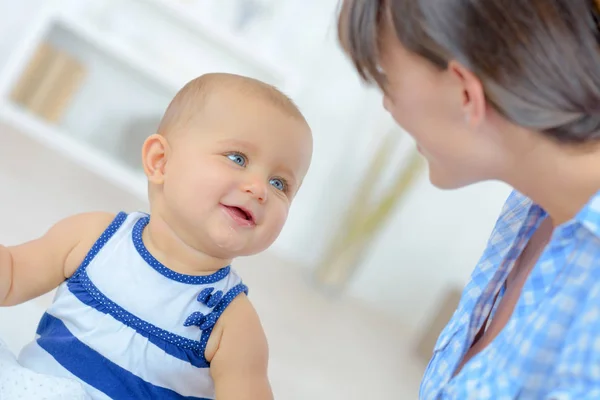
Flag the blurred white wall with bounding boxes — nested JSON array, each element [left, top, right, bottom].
[[0, 1, 44, 71], [351, 180, 511, 334], [0, 0, 512, 334]]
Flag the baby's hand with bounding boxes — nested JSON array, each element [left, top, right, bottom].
[[208, 294, 273, 400]]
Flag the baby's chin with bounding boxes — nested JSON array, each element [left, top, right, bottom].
[[207, 228, 269, 259]]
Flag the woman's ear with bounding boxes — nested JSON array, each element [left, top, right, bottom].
[[448, 60, 486, 128], [142, 134, 169, 185]]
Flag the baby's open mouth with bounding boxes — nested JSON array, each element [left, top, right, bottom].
[[222, 205, 255, 226], [229, 207, 252, 221]]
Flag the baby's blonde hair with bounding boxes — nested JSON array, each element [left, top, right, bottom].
[[157, 73, 306, 137]]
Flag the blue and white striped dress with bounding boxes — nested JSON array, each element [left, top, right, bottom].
[[19, 212, 248, 399]]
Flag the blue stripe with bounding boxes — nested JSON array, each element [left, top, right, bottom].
[[36, 313, 211, 400], [67, 271, 209, 368]]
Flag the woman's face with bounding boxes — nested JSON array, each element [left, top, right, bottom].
[[378, 18, 507, 189]]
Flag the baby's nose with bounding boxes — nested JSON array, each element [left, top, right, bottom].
[[243, 179, 268, 203]]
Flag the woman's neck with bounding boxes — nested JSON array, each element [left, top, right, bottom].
[[505, 138, 600, 226]]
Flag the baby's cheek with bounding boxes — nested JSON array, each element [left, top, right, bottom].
[[276, 203, 290, 226], [265, 205, 289, 241]]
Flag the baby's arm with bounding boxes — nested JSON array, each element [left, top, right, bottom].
[[209, 294, 273, 400], [0, 212, 115, 306]]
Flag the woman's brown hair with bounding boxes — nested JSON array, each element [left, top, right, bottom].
[[338, 0, 600, 143]]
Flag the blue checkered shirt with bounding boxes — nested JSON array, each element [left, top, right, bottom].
[[420, 190, 600, 399]]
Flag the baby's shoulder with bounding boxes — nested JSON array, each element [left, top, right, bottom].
[[63, 212, 119, 277], [65, 212, 117, 235], [204, 293, 267, 363], [219, 293, 262, 329]]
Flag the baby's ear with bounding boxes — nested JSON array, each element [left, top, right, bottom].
[[142, 134, 169, 185]]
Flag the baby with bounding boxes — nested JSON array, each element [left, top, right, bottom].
[[0, 73, 313, 399]]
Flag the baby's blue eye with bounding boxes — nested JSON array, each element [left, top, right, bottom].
[[227, 153, 246, 167], [270, 178, 286, 191]]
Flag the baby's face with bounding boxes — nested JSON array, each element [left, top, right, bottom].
[[161, 94, 312, 259]]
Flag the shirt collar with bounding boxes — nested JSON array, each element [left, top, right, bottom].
[[575, 189, 600, 238]]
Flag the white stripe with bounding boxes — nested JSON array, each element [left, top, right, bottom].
[[40, 285, 215, 398], [19, 341, 110, 400]]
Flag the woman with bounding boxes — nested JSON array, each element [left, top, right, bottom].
[[338, 1, 600, 399]]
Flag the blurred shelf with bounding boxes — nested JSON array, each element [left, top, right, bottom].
[[55, 14, 180, 94], [0, 6, 55, 100], [0, 101, 148, 202], [140, 0, 292, 84]]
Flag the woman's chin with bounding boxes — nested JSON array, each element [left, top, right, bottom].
[[427, 164, 476, 190]]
